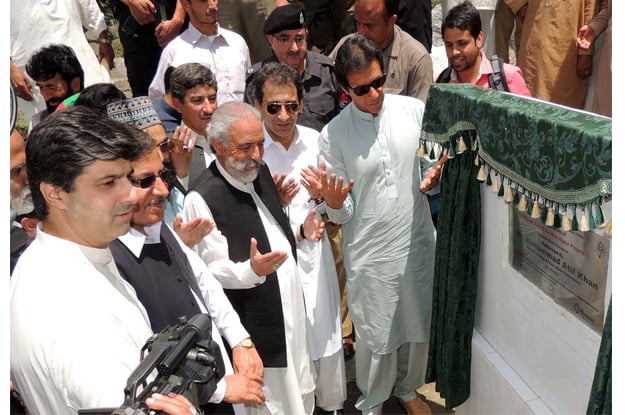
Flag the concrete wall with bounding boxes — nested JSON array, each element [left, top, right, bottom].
[[456, 187, 611, 414]]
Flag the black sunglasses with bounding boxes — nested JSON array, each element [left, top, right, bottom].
[[266, 101, 299, 115], [350, 74, 387, 96], [158, 138, 175, 153], [129, 168, 174, 189]]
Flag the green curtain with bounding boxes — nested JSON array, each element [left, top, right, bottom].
[[587, 298, 612, 414], [425, 144, 481, 410]]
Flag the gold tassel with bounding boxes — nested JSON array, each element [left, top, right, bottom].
[[477, 164, 487, 181], [504, 185, 514, 203], [491, 173, 500, 193], [471, 137, 478, 151], [562, 212, 572, 231], [546, 207, 555, 226], [474, 153, 480, 166], [580, 209, 589, 231], [457, 135, 467, 154], [605, 219, 612, 235], [418, 142, 426, 158], [518, 194, 528, 211], [531, 199, 541, 218]]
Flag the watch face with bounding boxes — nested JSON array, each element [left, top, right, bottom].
[[241, 338, 254, 347]]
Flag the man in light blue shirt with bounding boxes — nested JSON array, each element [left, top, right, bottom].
[[318, 34, 438, 415]]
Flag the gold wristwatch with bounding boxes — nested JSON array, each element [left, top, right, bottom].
[[233, 337, 254, 348]]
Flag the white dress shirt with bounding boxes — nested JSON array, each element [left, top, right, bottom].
[[148, 23, 251, 104]]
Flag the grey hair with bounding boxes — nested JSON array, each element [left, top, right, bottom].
[[207, 101, 262, 145]]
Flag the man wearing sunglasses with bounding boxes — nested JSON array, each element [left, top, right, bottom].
[[107, 96, 213, 249], [318, 35, 438, 415], [10, 107, 197, 414], [252, 62, 347, 415], [110, 144, 266, 414], [245, 2, 343, 133], [183, 101, 325, 415]]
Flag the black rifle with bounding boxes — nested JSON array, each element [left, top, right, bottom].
[[79, 313, 224, 415]]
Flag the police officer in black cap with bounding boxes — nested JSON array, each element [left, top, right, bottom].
[[244, 1, 346, 132]]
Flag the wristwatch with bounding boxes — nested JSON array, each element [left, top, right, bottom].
[[233, 338, 254, 348]]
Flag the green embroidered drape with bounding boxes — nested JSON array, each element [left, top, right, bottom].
[[587, 298, 611, 415], [425, 135, 481, 410], [420, 84, 612, 232], [420, 84, 612, 409]]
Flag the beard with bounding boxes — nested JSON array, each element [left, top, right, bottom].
[[225, 156, 263, 183], [11, 186, 34, 216]]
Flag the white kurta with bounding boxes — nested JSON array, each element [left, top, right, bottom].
[[11, 0, 111, 120], [116, 222, 251, 411], [182, 161, 315, 415], [318, 94, 436, 355], [10, 226, 153, 414], [261, 124, 343, 361]]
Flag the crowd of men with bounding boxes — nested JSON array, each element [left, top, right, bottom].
[[9, 0, 611, 414]]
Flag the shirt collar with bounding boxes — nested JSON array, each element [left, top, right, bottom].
[[262, 123, 301, 151], [450, 50, 490, 81], [117, 222, 163, 257], [186, 22, 226, 45], [384, 25, 402, 58], [36, 222, 113, 266]]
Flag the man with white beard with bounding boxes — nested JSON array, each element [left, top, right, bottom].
[[10, 128, 38, 273]]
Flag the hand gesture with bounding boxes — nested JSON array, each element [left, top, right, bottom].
[[173, 215, 214, 248], [145, 393, 199, 415], [576, 24, 596, 50], [10, 61, 34, 101], [127, 0, 157, 25], [249, 237, 288, 276], [232, 343, 264, 379], [273, 173, 300, 207], [155, 19, 183, 47], [98, 43, 115, 70], [223, 373, 265, 405], [170, 125, 195, 179], [318, 160, 354, 209], [302, 209, 324, 241], [420, 154, 448, 193], [300, 164, 323, 200]]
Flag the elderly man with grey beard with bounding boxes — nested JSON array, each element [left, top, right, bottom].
[[182, 101, 324, 415]]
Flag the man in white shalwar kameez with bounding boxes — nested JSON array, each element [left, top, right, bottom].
[[251, 62, 347, 414], [182, 102, 320, 415], [10, 107, 196, 415], [318, 35, 438, 415]]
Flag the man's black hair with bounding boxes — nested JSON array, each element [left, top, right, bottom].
[[169, 63, 217, 102], [164, 66, 177, 94], [334, 34, 385, 90], [26, 106, 152, 220], [252, 62, 304, 105], [25, 44, 85, 89], [74, 83, 128, 113], [441, 1, 482, 39]]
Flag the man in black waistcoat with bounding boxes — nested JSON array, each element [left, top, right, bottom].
[[183, 101, 324, 415], [110, 144, 265, 413]]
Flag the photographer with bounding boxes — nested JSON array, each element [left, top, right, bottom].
[[10, 107, 199, 414]]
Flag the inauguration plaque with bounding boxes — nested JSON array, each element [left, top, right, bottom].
[[510, 209, 610, 333]]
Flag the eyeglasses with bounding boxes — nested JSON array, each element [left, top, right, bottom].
[[266, 101, 299, 115], [274, 35, 306, 47], [129, 168, 174, 189], [349, 74, 387, 96], [158, 138, 175, 153]]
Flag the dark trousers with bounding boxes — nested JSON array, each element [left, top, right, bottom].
[[119, 25, 163, 97]]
